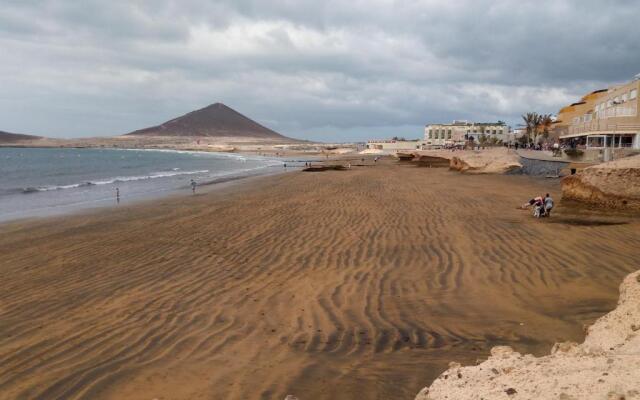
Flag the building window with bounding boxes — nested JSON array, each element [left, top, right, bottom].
[[447, 130, 451, 139]]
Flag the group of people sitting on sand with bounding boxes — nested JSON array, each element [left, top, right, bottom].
[[522, 193, 554, 218]]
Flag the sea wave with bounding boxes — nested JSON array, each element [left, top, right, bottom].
[[116, 147, 281, 163], [15, 169, 209, 194]]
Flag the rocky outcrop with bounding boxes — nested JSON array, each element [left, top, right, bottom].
[[415, 270, 640, 400], [412, 149, 522, 174], [561, 154, 640, 210], [448, 150, 521, 174]]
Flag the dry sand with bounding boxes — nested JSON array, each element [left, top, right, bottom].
[[416, 270, 640, 400], [1, 160, 639, 400], [0, 135, 357, 158]]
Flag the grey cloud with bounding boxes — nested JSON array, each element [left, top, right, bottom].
[[0, 0, 639, 141]]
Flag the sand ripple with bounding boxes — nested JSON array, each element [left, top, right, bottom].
[[1, 162, 639, 399]]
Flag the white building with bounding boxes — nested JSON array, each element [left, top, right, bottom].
[[424, 121, 512, 147]]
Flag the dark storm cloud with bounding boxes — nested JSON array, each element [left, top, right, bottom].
[[0, 0, 638, 141]]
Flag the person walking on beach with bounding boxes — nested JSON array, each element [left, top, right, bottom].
[[116, 187, 120, 204], [190, 179, 197, 194]]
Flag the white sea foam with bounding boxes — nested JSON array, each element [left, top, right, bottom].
[[27, 169, 209, 192], [116, 147, 282, 164]]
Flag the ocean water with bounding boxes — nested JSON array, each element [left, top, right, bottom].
[[0, 147, 283, 222]]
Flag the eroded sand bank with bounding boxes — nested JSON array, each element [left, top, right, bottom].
[[416, 270, 640, 400], [562, 154, 640, 210], [1, 160, 639, 399], [413, 148, 522, 174]]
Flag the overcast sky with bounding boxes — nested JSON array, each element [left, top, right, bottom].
[[1, 1, 639, 142]]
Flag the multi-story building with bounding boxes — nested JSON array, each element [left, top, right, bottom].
[[552, 89, 609, 141], [424, 121, 511, 147], [558, 75, 640, 153]]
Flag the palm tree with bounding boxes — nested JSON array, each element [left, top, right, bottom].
[[521, 112, 539, 145], [539, 114, 553, 139]]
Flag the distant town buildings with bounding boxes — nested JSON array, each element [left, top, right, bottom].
[[371, 74, 640, 157], [556, 74, 640, 152], [511, 127, 527, 141], [424, 121, 512, 147]]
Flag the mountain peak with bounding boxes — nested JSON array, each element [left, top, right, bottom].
[[0, 130, 41, 143], [125, 103, 291, 140]]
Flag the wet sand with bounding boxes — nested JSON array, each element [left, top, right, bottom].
[[1, 160, 639, 399]]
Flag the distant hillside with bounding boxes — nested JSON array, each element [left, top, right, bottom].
[[125, 103, 293, 140], [0, 131, 41, 143]]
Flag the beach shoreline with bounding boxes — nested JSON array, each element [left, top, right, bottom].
[[0, 148, 296, 224], [1, 160, 639, 399], [0, 166, 286, 227]]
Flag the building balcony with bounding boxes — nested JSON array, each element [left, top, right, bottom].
[[567, 120, 640, 136]]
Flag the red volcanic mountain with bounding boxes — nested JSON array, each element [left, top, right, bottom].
[[125, 103, 292, 140], [0, 131, 41, 143]]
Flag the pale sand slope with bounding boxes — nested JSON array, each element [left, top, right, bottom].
[[416, 270, 640, 400], [562, 154, 640, 209], [0, 135, 356, 156], [1, 161, 639, 399], [415, 148, 522, 174]]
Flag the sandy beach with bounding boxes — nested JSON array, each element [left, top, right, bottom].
[[1, 159, 639, 400]]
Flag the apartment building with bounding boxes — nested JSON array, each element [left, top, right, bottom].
[[552, 89, 608, 140], [558, 75, 640, 152], [424, 121, 511, 147]]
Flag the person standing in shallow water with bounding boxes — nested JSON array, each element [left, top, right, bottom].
[[190, 179, 197, 194], [116, 187, 120, 204]]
